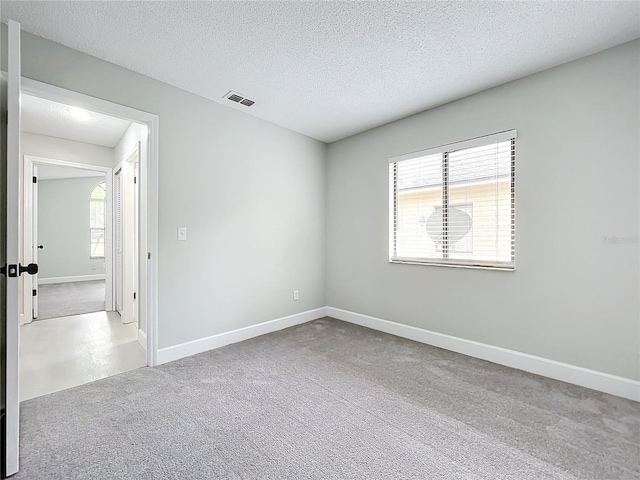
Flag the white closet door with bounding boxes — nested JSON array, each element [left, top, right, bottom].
[[115, 168, 123, 315]]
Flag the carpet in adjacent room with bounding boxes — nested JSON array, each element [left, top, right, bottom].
[[36, 280, 105, 320]]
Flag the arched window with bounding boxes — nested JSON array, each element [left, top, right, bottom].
[[90, 182, 106, 258]]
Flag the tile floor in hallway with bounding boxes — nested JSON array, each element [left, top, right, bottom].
[[20, 311, 147, 401]]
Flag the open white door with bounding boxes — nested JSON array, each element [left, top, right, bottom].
[[20, 155, 33, 325], [132, 159, 139, 328], [3, 19, 24, 477], [114, 148, 139, 326], [114, 167, 123, 315], [124, 146, 140, 327], [21, 159, 39, 321], [32, 165, 39, 319]]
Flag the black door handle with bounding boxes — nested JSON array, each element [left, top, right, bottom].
[[19, 263, 38, 276], [37, 245, 44, 249]]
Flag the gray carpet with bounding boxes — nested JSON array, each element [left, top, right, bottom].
[[36, 280, 105, 320], [16, 318, 639, 479]]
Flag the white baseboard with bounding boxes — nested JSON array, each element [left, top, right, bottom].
[[38, 274, 105, 285], [327, 307, 640, 402], [157, 307, 328, 365], [137, 329, 147, 351]]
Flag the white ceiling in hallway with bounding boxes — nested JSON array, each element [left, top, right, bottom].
[[3, 1, 639, 143], [37, 164, 105, 181], [22, 95, 132, 148]]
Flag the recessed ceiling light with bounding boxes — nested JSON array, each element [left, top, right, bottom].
[[68, 107, 91, 121]]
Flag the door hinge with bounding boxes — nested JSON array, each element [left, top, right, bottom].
[[32, 289, 37, 297], [134, 176, 137, 184], [33, 176, 37, 184], [133, 292, 136, 300], [147, 252, 151, 260]]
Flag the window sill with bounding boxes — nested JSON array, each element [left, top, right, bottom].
[[389, 258, 515, 271]]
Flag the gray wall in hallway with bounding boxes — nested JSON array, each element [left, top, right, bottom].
[[38, 176, 106, 279], [22, 131, 115, 168]]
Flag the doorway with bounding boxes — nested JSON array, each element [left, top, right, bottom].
[[23, 157, 112, 323], [18, 93, 149, 400], [34, 168, 106, 320], [3, 27, 160, 469]]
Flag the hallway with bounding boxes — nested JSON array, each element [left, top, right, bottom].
[[20, 311, 146, 401]]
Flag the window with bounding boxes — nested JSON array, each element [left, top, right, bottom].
[[90, 182, 106, 258], [389, 130, 516, 270]]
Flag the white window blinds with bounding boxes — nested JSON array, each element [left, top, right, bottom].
[[389, 130, 516, 270]]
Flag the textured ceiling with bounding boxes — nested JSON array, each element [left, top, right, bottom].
[[22, 95, 132, 147], [4, 1, 639, 143]]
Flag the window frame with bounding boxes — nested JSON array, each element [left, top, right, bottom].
[[388, 130, 516, 271], [90, 181, 106, 259]]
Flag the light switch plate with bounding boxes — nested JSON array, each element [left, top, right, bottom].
[[177, 227, 187, 241]]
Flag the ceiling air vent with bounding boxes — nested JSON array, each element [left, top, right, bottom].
[[223, 91, 255, 107]]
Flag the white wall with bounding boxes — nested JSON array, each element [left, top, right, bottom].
[[18, 30, 327, 349], [22, 131, 114, 168], [38, 176, 106, 279], [326, 40, 640, 381]]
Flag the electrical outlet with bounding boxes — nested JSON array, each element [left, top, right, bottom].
[[91, 264, 97, 271], [293, 290, 299, 301]]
